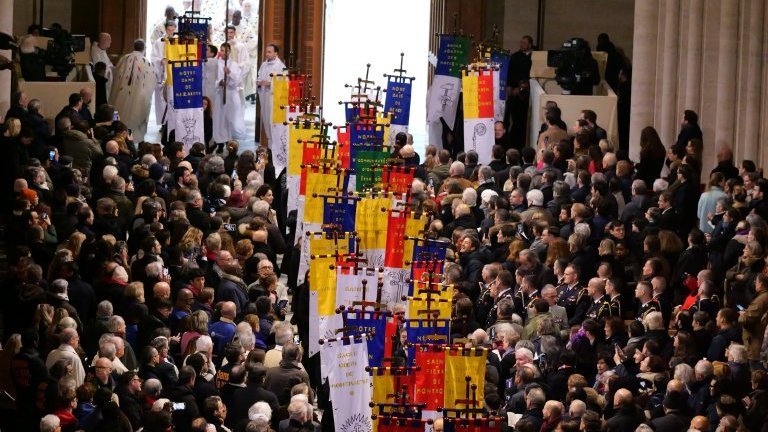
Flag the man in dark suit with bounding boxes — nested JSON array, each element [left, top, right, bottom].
[[674, 109, 703, 154]]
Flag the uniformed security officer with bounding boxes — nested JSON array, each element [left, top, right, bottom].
[[556, 263, 589, 326], [635, 281, 660, 321], [584, 277, 610, 324]]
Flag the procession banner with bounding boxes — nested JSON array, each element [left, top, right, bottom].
[[326, 338, 373, 432], [413, 346, 446, 410], [171, 63, 204, 152], [443, 347, 487, 411], [407, 288, 453, 320], [404, 320, 450, 365], [335, 267, 379, 311], [272, 75, 290, 124], [343, 310, 388, 367], [309, 234, 352, 315], [336, 126, 352, 169], [302, 167, 344, 224], [381, 165, 415, 195], [165, 40, 199, 85], [323, 197, 357, 232], [355, 196, 392, 267], [462, 68, 495, 165], [384, 77, 412, 126], [384, 211, 423, 269], [312, 292, 343, 358], [490, 51, 510, 121], [371, 369, 417, 432], [427, 34, 471, 128], [353, 149, 389, 191]]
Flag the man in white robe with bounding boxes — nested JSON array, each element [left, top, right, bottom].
[[225, 25, 251, 87], [150, 5, 177, 52], [202, 45, 219, 101], [229, 10, 258, 101], [90, 32, 113, 100], [213, 43, 245, 144], [256, 43, 286, 145], [109, 39, 156, 143], [151, 21, 175, 127]]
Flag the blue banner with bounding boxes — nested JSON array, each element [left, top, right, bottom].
[[384, 78, 412, 126], [343, 313, 388, 367], [323, 199, 357, 232], [404, 319, 450, 366], [178, 21, 209, 59], [491, 51, 511, 99], [172, 64, 203, 109], [411, 239, 448, 263]]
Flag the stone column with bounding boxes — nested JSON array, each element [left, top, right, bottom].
[[714, 0, 740, 153], [0, 0, 13, 121], [629, 0, 659, 162], [684, 0, 704, 113], [742, 0, 765, 163], [659, 0, 681, 148]]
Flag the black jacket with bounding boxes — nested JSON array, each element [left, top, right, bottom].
[[162, 384, 200, 432], [604, 405, 643, 432], [229, 383, 280, 430]]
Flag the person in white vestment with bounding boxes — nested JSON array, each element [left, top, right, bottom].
[[203, 45, 219, 101], [229, 10, 258, 102], [90, 33, 113, 100], [256, 43, 286, 145], [213, 43, 245, 146], [150, 5, 177, 51], [224, 25, 251, 100], [151, 21, 176, 127], [109, 39, 156, 143]]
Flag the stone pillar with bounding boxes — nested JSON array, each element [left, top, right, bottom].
[[742, 0, 764, 163], [0, 0, 12, 121], [714, 0, 739, 153], [659, 0, 681, 148], [684, 0, 704, 114], [628, 0, 659, 162]]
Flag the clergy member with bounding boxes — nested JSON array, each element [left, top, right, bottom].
[[90, 33, 113, 100], [151, 5, 177, 50], [229, 10, 258, 103], [256, 43, 286, 144], [109, 39, 156, 143], [151, 21, 176, 128], [213, 43, 245, 148]]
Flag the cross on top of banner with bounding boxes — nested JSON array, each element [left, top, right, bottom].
[[383, 53, 416, 83]]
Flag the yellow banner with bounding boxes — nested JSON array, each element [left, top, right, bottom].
[[289, 125, 317, 176], [408, 287, 453, 320], [461, 71, 479, 119], [272, 76, 289, 124], [304, 169, 340, 224], [377, 111, 391, 148], [403, 215, 425, 269], [165, 39, 199, 85], [355, 197, 391, 250], [309, 236, 350, 315], [443, 348, 487, 411]]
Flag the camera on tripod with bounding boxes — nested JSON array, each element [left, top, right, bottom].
[[547, 38, 600, 95]]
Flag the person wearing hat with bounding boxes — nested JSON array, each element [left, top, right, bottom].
[[149, 162, 170, 203]]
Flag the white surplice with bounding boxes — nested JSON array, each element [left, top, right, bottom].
[[212, 58, 245, 143], [256, 57, 286, 143], [151, 38, 168, 126]]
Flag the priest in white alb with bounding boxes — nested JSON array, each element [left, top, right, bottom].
[[213, 43, 245, 146], [151, 21, 175, 127], [90, 33, 113, 100], [256, 43, 286, 144], [109, 39, 156, 143]]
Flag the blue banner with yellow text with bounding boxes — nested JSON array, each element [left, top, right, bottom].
[[384, 77, 412, 126]]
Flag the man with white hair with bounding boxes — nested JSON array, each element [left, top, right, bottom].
[[568, 399, 586, 420], [520, 387, 545, 429], [108, 315, 138, 371], [45, 327, 86, 386], [521, 189, 554, 224], [39, 414, 60, 432], [620, 179, 652, 225], [280, 399, 308, 430], [264, 322, 295, 368], [437, 161, 472, 195], [462, 188, 484, 223]]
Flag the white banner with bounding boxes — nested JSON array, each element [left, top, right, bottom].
[[381, 267, 410, 312], [335, 268, 380, 310], [426, 75, 461, 129], [271, 122, 289, 176], [310, 291, 344, 358], [463, 118, 495, 165], [325, 338, 372, 432], [174, 107, 205, 153]]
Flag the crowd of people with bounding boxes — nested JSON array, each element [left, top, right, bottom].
[[1, 29, 768, 432]]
